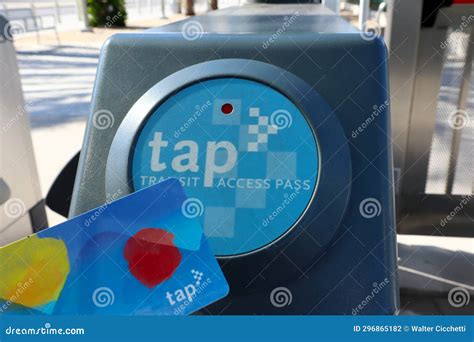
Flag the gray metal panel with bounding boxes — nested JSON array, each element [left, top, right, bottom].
[[0, 15, 42, 243], [424, 30, 466, 194], [388, 2, 474, 197], [385, 0, 423, 192], [391, 3, 474, 235], [401, 27, 449, 195], [436, 32, 473, 194], [453, 42, 473, 195]]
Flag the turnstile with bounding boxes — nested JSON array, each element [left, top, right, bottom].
[[69, 4, 398, 314]]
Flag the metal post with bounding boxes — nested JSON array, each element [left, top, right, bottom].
[[322, 0, 340, 14], [54, 0, 61, 24], [385, 0, 423, 196], [358, 0, 370, 30], [30, 4, 41, 44], [74, 0, 81, 20], [160, 0, 167, 19], [80, 0, 91, 31], [446, 27, 473, 195], [174, 0, 182, 14]]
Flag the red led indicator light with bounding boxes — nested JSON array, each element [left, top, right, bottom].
[[221, 103, 234, 115]]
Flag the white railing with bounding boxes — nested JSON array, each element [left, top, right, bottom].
[[1, 1, 79, 24]]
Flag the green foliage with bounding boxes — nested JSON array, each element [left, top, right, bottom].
[[87, 0, 127, 28]]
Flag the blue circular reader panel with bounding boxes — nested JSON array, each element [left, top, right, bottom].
[[132, 78, 319, 257]]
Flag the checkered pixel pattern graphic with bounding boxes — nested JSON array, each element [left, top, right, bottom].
[[191, 269, 204, 286], [204, 103, 297, 238], [247, 107, 278, 152]]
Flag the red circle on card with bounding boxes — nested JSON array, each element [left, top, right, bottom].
[[124, 228, 182, 288]]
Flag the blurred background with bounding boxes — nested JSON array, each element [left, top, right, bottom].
[[0, 0, 472, 315]]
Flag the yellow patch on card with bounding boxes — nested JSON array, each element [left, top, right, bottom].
[[0, 235, 70, 310]]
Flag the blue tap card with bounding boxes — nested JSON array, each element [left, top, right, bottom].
[[0, 179, 229, 315]]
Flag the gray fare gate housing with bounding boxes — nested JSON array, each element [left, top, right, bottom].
[[70, 4, 398, 314]]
